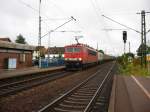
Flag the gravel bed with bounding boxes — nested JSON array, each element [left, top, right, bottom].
[[0, 65, 104, 112]]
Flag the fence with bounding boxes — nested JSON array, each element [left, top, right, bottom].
[[41, 58, 65, 68]]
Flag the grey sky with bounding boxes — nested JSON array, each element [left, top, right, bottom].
[[0, 0, 150, 56]]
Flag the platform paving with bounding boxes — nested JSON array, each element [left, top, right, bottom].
[[0, 66, 65, 80], [109, 75, 150, 112]]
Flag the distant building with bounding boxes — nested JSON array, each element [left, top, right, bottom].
[[0, 37, 11, 42], [46, 47, 65, 58], [0, 38, 35, 71], [33, 46, 47, 59]]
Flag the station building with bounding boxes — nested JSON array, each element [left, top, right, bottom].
[[0, 38, 35, 71]]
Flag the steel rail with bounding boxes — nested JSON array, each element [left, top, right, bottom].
[[0, 71, 71, 97], [38, 62, 115, 112], [84, 62, 116, 112], [0, 71, 66, 88], [38, 67, 104, 112]]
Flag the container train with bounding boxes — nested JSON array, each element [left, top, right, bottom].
[[64, 43, 114, 70]]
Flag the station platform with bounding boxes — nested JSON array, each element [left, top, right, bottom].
[[109, 75, 150, 112], [0, 66, 65, 80]]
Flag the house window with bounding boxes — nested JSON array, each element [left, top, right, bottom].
[[19, 53, 26, 63]]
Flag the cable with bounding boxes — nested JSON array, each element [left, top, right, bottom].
[[41, 17, 76, 38], [90, 0, 117, 55], [17, 0, 64, 21], [102, 15, 141, 34], [42, 18, 70, 21], [45, 0, 68, 17], [17, 0, 39, 13], [147, 29, 150, 34]]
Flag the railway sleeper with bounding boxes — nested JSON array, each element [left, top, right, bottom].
[[77, 88, 97, 92], [80, 86, 98, 89], [70, 94, 93, 99], [62, 101, 88, 107], [64, 99, 88, 105], [54, 107, 82, 112], [75, 90, 96, 94], [67, 97, 90, 101], [74, 92, 94, 96], [58, 103, 85, 110]]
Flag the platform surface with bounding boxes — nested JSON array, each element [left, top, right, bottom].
[[109, 75, 150, 112], [0, 66, 65, 80]]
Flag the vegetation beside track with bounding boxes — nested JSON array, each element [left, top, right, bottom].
[[117, 54, 149, 77]]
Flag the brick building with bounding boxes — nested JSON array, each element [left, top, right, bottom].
[[0, 38, 35, 71]]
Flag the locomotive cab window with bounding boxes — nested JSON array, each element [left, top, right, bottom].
[[66, 47, 81, 52], [74, 48, 81, 52], [66, 48, 73, 52]]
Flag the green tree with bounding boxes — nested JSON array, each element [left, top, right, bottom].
[[98, 50, 104, 54], [137, 44, 149, 56], [15, 34, 27, 44], [126, 52, 134, 58]]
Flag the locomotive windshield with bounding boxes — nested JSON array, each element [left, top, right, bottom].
[[66, 47, 81, 52]]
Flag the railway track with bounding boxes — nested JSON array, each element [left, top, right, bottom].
[[38, 61, 116, 112], [0, 71, 72, 97]]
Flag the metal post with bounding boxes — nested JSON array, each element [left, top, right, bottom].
[[141, 10, 147, 68], [38, 0, 42, 68], [129, 42, 130, 53], [124, 43, 126, 54], [48, 31, 51, 60]]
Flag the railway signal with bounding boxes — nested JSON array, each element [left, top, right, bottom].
[[102, 11, 150, 68], [123, 31, 127, 43], [123, 31, 127, 54]]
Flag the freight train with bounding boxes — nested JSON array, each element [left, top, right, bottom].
[[64, 43, 114, 70]]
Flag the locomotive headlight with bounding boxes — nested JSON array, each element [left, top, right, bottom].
[[65, 58, 68, 60], [79, 58, 82, 61]]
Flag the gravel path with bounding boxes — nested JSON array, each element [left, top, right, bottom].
[[0, 65, 105, 112]]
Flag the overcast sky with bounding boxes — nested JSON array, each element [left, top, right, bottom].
[[0, 0, 150, 56]]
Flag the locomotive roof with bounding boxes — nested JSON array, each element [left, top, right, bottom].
[[65, 43, 96, 50]]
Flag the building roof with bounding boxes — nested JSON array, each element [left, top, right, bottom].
[[46, 47, 65, 54], [0, 37, 11, 42], [0, 40, 35, 51]]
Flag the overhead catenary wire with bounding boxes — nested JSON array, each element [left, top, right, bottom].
[[45, 0, 68, 17], [90, 0, 111, 51], [90, 0, 117, 55], [17, 0, 75, 39], [102, 28, 129, 31], [41, 16, 76, 38], [17, 0, 39, 12], [17, 0, 85, 40], [102, 15, 141, 34], [147, 29, 150, 34], [17, 0, 68, 21]]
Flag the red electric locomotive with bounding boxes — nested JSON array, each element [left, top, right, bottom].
[[64, 43, 98, 70]]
